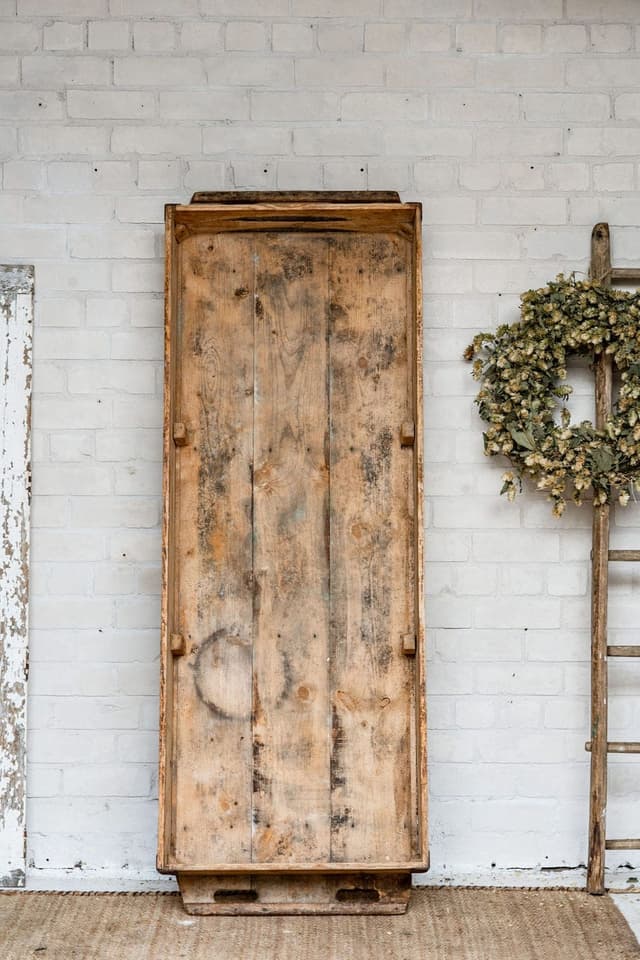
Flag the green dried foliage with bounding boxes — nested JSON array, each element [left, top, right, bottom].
[[465, 274, 640, 517]]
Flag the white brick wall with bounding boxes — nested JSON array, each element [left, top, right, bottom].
[[1, 0, 639, 889]]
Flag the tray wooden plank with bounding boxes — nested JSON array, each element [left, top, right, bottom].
[[252, 235, 332, 864], [171, 232, 255, 865], [190, 191, 401, 205], [328, 233, 416, 863], [173, 203, 418, 240]]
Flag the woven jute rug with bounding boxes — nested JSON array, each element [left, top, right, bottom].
[[1, 888, 638, 960]]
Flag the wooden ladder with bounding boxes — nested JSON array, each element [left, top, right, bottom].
[[586, 223, 640, 895]]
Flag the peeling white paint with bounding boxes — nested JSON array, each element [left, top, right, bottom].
[[0, 266, 33, 888]]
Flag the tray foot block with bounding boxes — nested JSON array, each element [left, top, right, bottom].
[[177, 872, 412, 915]]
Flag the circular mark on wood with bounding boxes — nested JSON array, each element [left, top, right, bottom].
[[191, 628, 251, 720]]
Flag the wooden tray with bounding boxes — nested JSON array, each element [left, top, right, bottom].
[[158, 192, 426, 914]]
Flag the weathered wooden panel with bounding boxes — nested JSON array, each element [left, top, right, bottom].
[[252, 235, 331, 864], [0, 265, 33, 889], [159, 197, 425, 911], [171, 234, 254, 865], [328, 235, 416, 863]]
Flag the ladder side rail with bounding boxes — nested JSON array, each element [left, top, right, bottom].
[[587, 222, 613, 895]]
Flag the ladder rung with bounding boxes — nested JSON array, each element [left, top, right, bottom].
[[607, 645, 640, 657], [611, 268, 640, 283], [606, 839, 640, 850], [585, 741, 640, 753], [609, 549, 640, 561]]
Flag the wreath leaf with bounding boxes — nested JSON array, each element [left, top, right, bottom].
[[508, 424, 536, 451]]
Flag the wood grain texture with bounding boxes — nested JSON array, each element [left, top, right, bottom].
[[412, 205, 428, 868], [172, 232, 255, 866], [158, 206, 176, 870], [608, 550, 640, 562], [178, 872, 410, 915], [587, 222, 612, 897], [174, 204, 418, 242], [252, 235, 331, 864], [0, 266, 33, 889], [328, 233, 416, 864], [190, 192, 401, 205]]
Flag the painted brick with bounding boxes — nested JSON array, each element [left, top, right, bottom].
[[501, 24, 542, 53], [293, 126, 382, 157], [69, 227, 157, 259], [385, 0, 469, 15], [476, 127, 563, 159], [231, 160, 276, 188], [109, 530, 161, 567], [68, 361, 155, 394], [43, 22, 85, 51], [544, 24, 587, 52], [547, 162, 590, 191], [111, 125, 201, 156], [570, 128, 640, 159], [0, 20, 39, 51], [159, 90, 248, 121], [387, 56, 473, 88], [4, 159, 44, 189], [568, 58, 640, 88], [409, 22, 451, 51], [68, 91, 156, 120], [180, 20, 223, 51], [23, 195, 114, 225], [272, 22, 315, 52], [342, 91, 425, 123], [590, 24, 632, 53], [88, 20, 130, 50], [110, 0, 197, 12], [48, 432, 94, 462], [115, 55, 204, 87], [615, 94, 640, 122], [317, 22, 363, 52], [430, 230, 520, 260], [431, 93, 519, 123], [456, 23, 496, 53], [481, 198, 566, 225], [225, 21, 267, 52], [365, 22, 405, 52], [252, 91, 339, 122], [20, 125, 108, 156], [296, 55, 383, 87], [64, 764, 152, 797], [523, 93, 611, 123], [22, 55, 110, 87], [295, 0, 378, 13], [506, 162, 545, 191], [133, 21, 176, 51], [205, 55, 293, 87], [476, 0, 561, 15], [70, 494, 160, 527], [275, 159, 323, 189], [387, 126, 472, 157], [478, 57, 564, 89], [0, 91, 64, 120]]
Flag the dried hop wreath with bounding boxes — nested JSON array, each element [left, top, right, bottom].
[[465, 274, 640, 517]]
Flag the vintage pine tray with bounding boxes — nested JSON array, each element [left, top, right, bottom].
[[158, 192, 426, 914]]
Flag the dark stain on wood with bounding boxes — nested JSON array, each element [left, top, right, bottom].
[[360, 426, 394, 489]]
